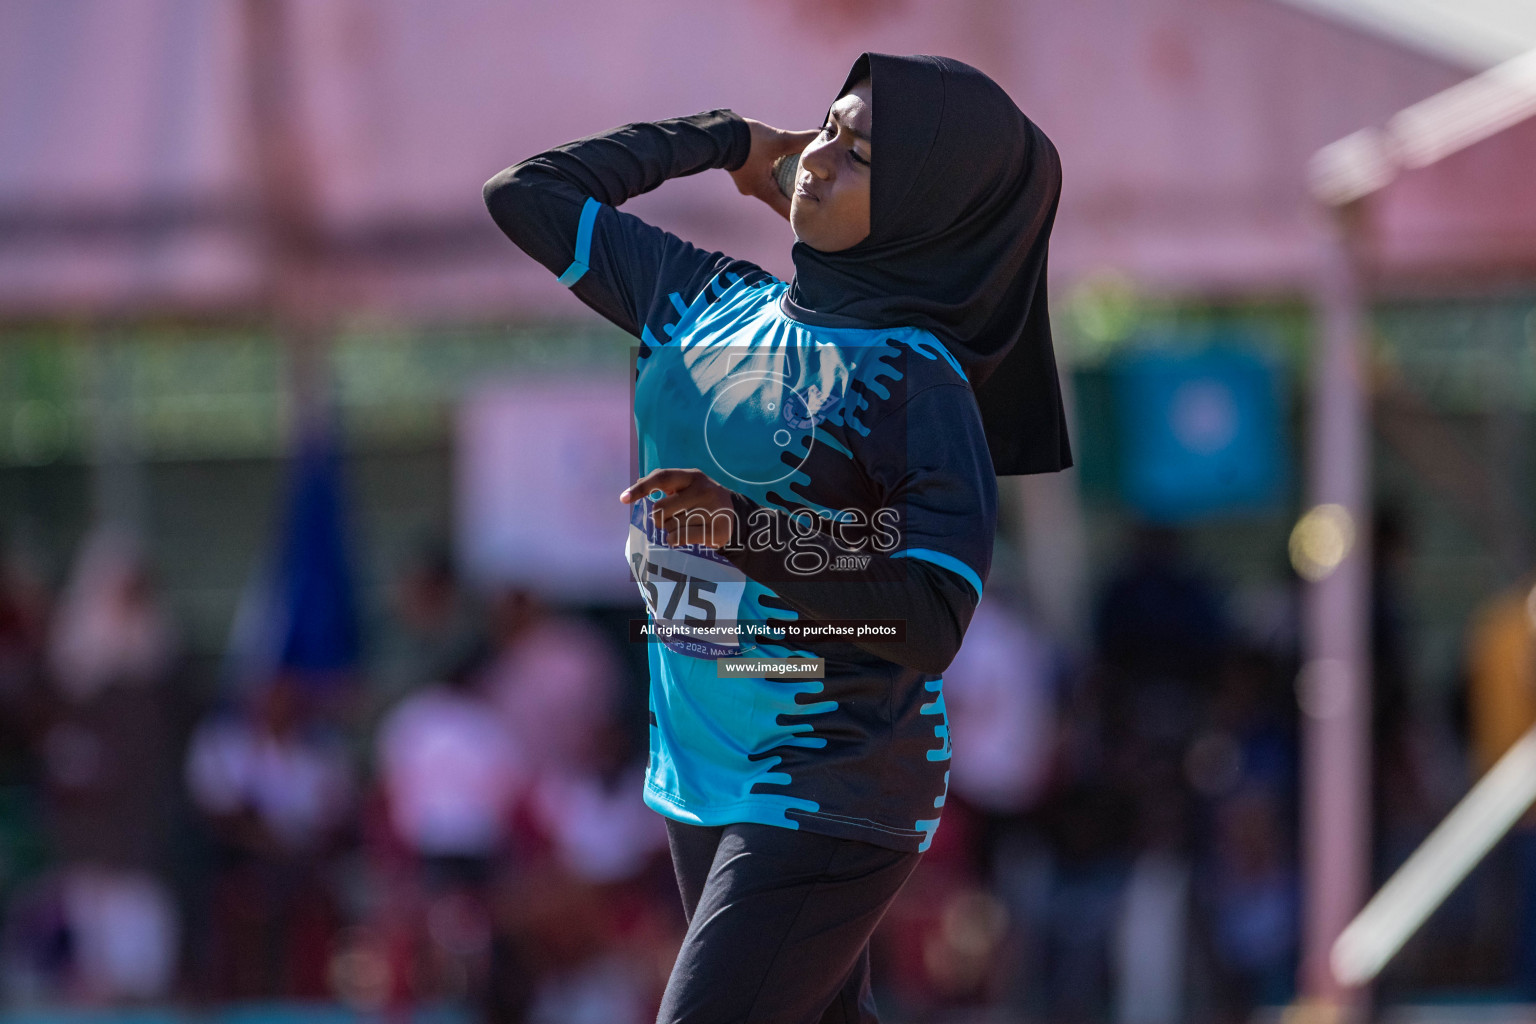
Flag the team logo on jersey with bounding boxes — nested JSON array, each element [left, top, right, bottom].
[[781, 382, 842, 430]]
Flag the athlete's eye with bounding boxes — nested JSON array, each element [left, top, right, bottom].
[[821, 122, 836, 139], [850, 150, 870, 168]]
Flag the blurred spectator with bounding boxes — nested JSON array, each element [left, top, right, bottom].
[[185, 676, 353, 999], [1114, 812, 1190, 1024], [187, 678, 353, 853], [1040, 782, 1138, 1024], [1096, 524, 1230, 699], [42, 527, 179, 872], [378, 646, 523, 865], [372, 646, 521, 1012], [1036, 524, 1229, 1024], [366, 588, 670, 1024], [525, 717, 666, 887], [373, 542, 484, 711], [1201, 787, 1298, 1015], [487, 592, 670, 1023], [47, 529, 176, 705], [940, 595, 1061, 1014], [1195, 649, 1297, 805], [2, 863, 179, 1005], [483, 589, 627, 780], [5, 528, 184, 1004], [505, 768, 676, 1024], [944, 596, 1059, 849]]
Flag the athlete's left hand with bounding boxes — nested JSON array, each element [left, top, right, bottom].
[[620, 468, 738, 549]]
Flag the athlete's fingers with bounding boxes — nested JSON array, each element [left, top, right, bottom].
[[621, 467, 703, 504], [783, 127, 820, 150], [651, 479, 734, 532], [649, 489, 698, 515], [662, 506, 734, 533], [649, 485, 731, 518], [726, 119, 815, 221], [666, 515, 733, 549], [658, 510, 734, 548], [768, 129, 817, 171]]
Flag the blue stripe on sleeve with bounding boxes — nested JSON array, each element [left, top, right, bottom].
[[891, 548, 984, 602], [557, 197, 601, 287]]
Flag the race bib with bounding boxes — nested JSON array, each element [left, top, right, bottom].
[[626, 499, 748, 658]]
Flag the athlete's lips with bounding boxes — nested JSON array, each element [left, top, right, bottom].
[[794, 175, 819, 202]]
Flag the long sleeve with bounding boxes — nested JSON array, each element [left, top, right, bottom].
[[482, 111, 758, 336], [720, 491, 980, 675]]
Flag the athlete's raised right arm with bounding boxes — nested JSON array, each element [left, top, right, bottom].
[[482, 111, 755, 336]]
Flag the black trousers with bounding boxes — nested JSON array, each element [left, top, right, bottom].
[[657, 819, 922, 1024]]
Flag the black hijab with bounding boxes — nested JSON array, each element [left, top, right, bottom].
[[784, 53, 1072, 476]]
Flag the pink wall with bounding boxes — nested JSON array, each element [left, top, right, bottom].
[[1369, 113, 1536, 287], [1, 0, 1520, 320]]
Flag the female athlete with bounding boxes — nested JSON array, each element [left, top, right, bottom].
[[485, 51, 1070, 1024]]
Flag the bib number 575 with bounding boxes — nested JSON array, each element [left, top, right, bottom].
[[630, 552, 719, 625]]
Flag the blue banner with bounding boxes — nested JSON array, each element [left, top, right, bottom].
[[1113, 347, 1287, 521]]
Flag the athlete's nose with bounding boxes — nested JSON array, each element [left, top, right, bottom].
[[799, 139, 835, 182]]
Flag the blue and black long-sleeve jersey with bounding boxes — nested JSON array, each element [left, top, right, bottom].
[[483, 110, 998, 852]]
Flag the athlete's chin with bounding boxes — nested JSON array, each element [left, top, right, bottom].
[[792, 220, 848, 254], [789, 201, 816, 246], [791, 207, 870, 253]]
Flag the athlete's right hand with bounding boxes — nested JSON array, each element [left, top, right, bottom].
[[728, 119, 819, 222]]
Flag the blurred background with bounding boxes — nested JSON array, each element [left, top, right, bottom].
[[3, 0, 1536, 1021]]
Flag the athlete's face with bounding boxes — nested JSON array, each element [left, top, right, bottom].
[[790, 81, 872, 253]]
